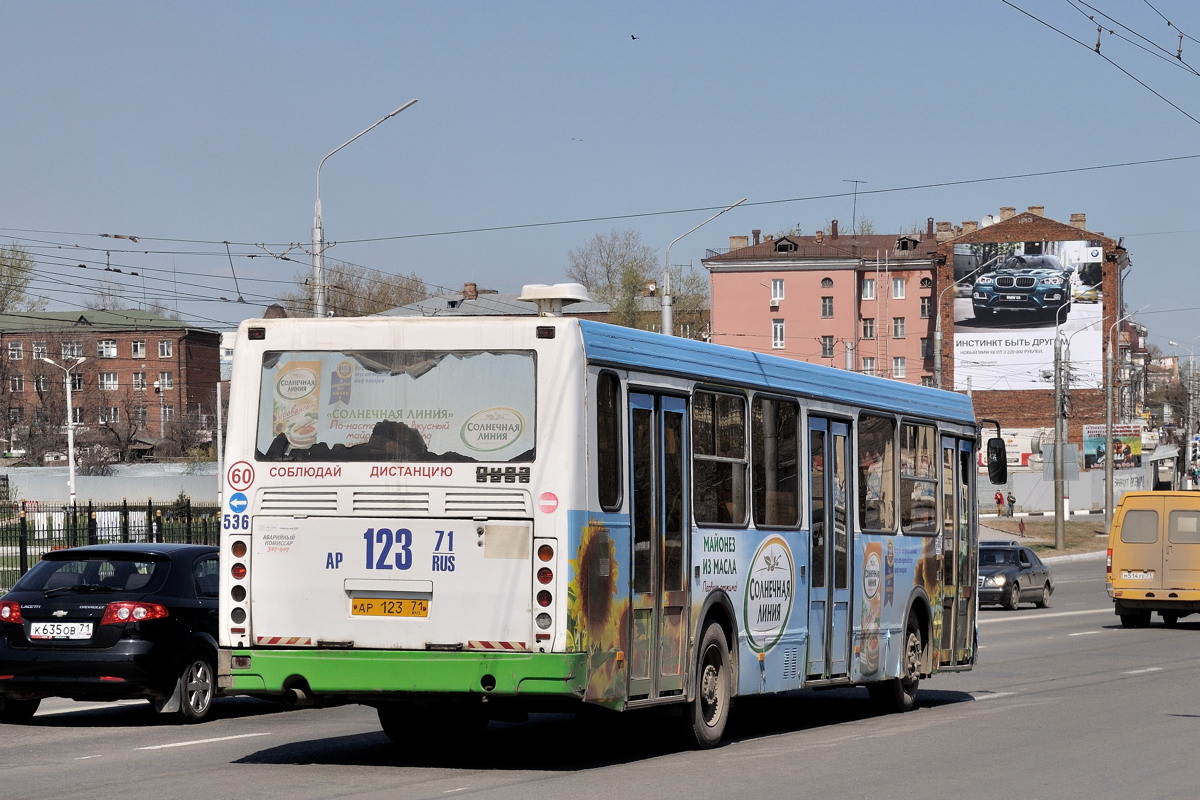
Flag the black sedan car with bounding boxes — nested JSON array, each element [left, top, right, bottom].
[[0, 543, 219, 723], [977, 541, 1054, 610]]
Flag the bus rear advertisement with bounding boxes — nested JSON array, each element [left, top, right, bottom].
[[217, 284, 1005, 748]]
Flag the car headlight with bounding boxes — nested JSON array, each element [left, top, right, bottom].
[[1042, 276, 1064, 285], [983, 574, 1007, 587], [975, 276, 994, 286]]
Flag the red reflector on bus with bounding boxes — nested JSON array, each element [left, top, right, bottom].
[[535, 326, 555, 339], [248, 327, 266, 340], [231, 563, 247, 580], [537, 544, 554, 562], [537, 567, 553, 585]]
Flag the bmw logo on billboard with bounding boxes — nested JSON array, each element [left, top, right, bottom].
[[229, 492, 249, 514]]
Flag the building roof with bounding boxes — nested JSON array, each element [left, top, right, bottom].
[[380, 290, 612, 317], [704, 230, 940, 267], [0, 309, 219, 334]]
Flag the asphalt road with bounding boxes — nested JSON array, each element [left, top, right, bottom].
[[7, 553, 1196, 800]]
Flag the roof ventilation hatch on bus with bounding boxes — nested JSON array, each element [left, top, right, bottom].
[[517, 283, 592, 317]]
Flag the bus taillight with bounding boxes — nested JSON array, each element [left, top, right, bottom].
[[231, 562, 247, 580]]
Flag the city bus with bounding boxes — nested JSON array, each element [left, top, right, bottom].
[[217, 283, 1006, 748]]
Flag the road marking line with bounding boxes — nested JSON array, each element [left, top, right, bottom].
[[980, 608, 1110, 624], [972, 692, 1015, 701], [136, 732, 271, 750], [1125, 667, 1164, 675], [1068, 630, 1102, 637]]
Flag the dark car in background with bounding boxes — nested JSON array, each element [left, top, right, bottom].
[[978, 541, 1054, 610], [0, 543, 219, 723], [971, 254, 1074, 322]]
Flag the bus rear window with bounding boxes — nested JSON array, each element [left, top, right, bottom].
[[256, 349, 536, 463]]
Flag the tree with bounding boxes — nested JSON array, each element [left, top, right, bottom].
[[0, 244, 49, 313], [566, 229, 710, 337], [279, 261, 428, 317]]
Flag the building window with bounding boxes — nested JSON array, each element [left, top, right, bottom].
[[920, 337, 932, 358], [862, 278, 875, 300], [62, 342, 83, 359], [158, 340, 173, 358], [920, 277, 933, 289], [134, 406, 148, 424], [862, 318, 875, 340], [132, 340, 146, 358], [920, 297, 932, 318], [821, 336, 835, 358], [771, 279, 785, 303], [893, 317, 906, 338], [32, 342, 46, 360], [7, 342, 22, 361], [163, 404, 175, 422], [772, 319, 785, 349], [862, 357, 876, 376], [133, 371, 147, 390], [892, 277, 906, 299], [158, 371, 174, 390], [70, 373, 84, 392], [8, 407, 23, 424], [100, 372, 119, 390], [820, 277, 834, 288], [920, 376, 935, 387], [893, 356, 907, 379], [99, 406, 120, 424], [8, 376, 22, 393], [71, 407, 83, 425], [34, 375, 48, 393], [821, 297, 834, 318], [98, 339, 117, 359]]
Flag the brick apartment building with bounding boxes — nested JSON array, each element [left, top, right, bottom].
[[702, 207, 1141, 467], [0, 310, 221, 461], [702, 219, 943, 384]]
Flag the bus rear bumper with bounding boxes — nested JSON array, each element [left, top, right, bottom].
[[218, 648, 589, 702]]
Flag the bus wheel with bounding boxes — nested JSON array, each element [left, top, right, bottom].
[[684, 621, 731, 749], [378, 702, 487, 744], [870, 618, 922, 713]]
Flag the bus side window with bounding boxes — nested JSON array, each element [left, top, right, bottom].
[[596, 372, 623, 511], [693, 391, 748, 526]]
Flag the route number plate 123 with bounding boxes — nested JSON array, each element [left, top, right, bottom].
[[351, 598, 429, 617]]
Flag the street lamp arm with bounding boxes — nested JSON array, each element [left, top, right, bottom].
[[661, 197, 747, 337], [314, 99, 419, 228]]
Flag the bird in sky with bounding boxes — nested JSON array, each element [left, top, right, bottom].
[[631, 34, 639, 40]]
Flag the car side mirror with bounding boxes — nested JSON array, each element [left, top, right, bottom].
[[987, 437, 1008, 485]]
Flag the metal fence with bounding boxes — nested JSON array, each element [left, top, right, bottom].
[[0, 499, 220, 593]]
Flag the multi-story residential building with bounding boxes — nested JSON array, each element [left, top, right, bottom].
[[0, 310, 221, 461], [702, 219, 941, 384]]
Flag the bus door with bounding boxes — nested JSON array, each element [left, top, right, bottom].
[[938, 436, 977, 667], [628, 393, 688, 701], [807, 417, 851, 679]]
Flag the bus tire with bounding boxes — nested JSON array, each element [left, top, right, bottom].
[[378, 702, 487, 745], [870, 617, 922, 713], [684, 621, 731, 749]]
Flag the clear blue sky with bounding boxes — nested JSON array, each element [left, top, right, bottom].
[[2, 1, 1198, 353]]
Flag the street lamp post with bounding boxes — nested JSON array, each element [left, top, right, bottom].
[[153, 380, 166, 439], [1168, 339, 1196, 489], [1105, 306, 1148, 529], [660, 198, 746, 337], [933, 275, 976, 390], [42, 356, 86, 506], [312, 99, 418, 318]]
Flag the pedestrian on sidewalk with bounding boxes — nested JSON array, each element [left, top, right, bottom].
[[1006, 491, 1016, 517], [994, 489, 1004, 516], [1018, 519, 1026, 537]]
